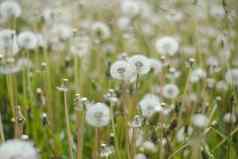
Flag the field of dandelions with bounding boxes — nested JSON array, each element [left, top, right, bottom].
[[0, 0, 238, 159]]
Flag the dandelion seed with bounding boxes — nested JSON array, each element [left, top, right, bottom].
[[162, 84, 179, 99], [110, 60, 137, 82], [0, 0, 21, 20], [0, 139, 38, 159], [128, 54, 151, 75], [155, 36, 179, 56], [192, 113, 208, 128], [139, 94, 162, 118], [85, 103, 110, 127], [17, 31, 38, 49]]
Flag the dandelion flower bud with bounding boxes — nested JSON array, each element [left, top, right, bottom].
[[192, 114, 208, 128], [162, 84, 179, 99], [0, 1, 21, 19], [110, 60, 137, 82], [155, 36, 179, 56], [128, 54, 151, 75], [85, 103, 110, 127], [139, 94, 162, 117], [17, 31, 38, 49], [0, 139, 38, 159]]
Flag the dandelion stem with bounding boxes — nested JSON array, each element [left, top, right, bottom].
[[64, 91, 74, 159]]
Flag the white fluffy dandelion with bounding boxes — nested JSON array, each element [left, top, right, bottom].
[[149, 58, 163, 74], [192, 113, 208, 128], [223, 113, 236, 124], [225, 68, 238, 86], [128, 54, 151, 75], [162, 84, 179, 99], [139, 94, 162, 117], [0, 0, 21, 19], [134, 153, 147, 159], [85, 103, 110, 127], [0, 139, 38, 159], [70, 36, 91, 58], [91, 21, 111, 40], [121, 0, 140, 17], [0, 29, 19, 56], [176, 126, 193, 143], [17, 31, 38, 49], [155, 36, 179, 56], [190, 68, 207, 83], [110, 60, 137, 82]]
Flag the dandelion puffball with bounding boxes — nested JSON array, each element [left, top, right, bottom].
[[110, 60, 137, 82], [0, 139, 38, 159], [0, 0, 21, 19], [0, 29, 19, 56], [225, 68, 238, 86], [86, 103, 110, 127], [128, 55, 151, 75], [192, 113, 208, 128], [17, 31, 38, 49], [162, 84, 179, 99], [139, 94, 162, 117], [155, 36, 179, 56]]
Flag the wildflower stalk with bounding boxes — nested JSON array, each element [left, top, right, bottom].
[[0, 113, 5, 143], [75, 95, 85, 159], [63, 81, 74, 159], [94, 128, 100, 159], [43, 47, 54, 129]]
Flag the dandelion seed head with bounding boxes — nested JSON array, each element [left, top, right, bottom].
[[0, 0, 21, 19], [17, 31, 38, 49], [121, 0, 140, 18], [223, 113, 237, 124], [225, 68, 238, 86], [85, 103, 110, 127], [155, 36, 179, 56], [91, 21, 111, 40], [110, 60, 137, 82], [176, 126, 193, 143], [142, 140, 157, 153], [162, 84, 179, 99], [139, 94, 162, 117], [0, 139, 38, 159], [128, 55, 151, 75], [192, 113, 208, 128], [190, 68, 207, 83], [0, 29, 19, 56], [134, 153, 147, 159]]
